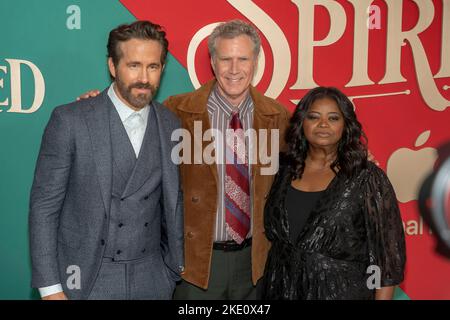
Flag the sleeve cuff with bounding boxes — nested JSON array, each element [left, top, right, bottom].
[[38, 284, 63, 297]]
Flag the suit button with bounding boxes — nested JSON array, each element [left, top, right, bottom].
[[104, 214, 107, 219], [100, 239, 105, 246], [118, 223, 124, 228], [116, 250, 121, 255], [187, 231, 194, 239], [120, 198, 125, 201], [141, 248, 146, 253], [144, 195, 149, 200], [191, 196, 199, 203], [144, 222, 148, 227]]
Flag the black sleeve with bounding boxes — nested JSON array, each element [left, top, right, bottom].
[[363, 164, 406, 287]]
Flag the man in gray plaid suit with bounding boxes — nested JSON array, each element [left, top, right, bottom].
[[29, 21, 184, 300]]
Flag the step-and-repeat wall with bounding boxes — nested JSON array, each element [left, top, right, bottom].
[[1, 0, 449, 299]]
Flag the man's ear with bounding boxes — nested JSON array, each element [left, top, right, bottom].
[[108, 57, 116, 79]]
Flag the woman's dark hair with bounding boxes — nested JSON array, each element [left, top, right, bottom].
[[285, 86, 368, 179], [107, 20, 168, 66]]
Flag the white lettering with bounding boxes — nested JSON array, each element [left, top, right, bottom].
[[366, 265, 381, 289], [66, 265, 81, 290], [66, 5, 81, 30], [0, 66, 8, 109], [6, 59, 45, 114], [290, 0, 347, 89]]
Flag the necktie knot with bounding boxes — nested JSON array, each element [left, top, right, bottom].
[[230, 110, 242, 130]]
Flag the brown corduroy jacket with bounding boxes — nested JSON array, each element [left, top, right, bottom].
[[164, 80, 289, 289]]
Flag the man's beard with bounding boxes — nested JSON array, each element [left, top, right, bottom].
[[115, 77, 157, 109]]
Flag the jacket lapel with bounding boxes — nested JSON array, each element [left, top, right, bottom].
[[175, 80, 219, 189], [82, 90, 113, 216], [153, 103, 178, 221], [250, 85, 281, 178]]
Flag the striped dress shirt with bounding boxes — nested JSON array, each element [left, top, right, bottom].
[[207, 85, 254, 242]]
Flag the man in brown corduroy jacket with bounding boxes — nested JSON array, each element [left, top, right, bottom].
[[165, 20, 289, 299]]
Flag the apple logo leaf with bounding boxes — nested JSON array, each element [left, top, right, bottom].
[[387, 130, 437, 203], [415, 130, 431, 148]]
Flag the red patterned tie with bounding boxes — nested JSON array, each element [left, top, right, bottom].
[[225, 111, 250, 244]]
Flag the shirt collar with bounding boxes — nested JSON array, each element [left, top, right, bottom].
[[210, 84, 253, 117], [107, 83, 150, 124]]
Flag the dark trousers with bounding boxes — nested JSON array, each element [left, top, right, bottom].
[[173, 245, 259, 300]]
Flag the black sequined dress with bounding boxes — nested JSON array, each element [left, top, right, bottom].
[[261, 160, 406, 300]]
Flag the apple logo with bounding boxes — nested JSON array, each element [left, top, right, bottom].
[[387, 130, 438, 203]]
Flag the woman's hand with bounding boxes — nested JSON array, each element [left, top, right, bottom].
[[375, 286, 395, 300]]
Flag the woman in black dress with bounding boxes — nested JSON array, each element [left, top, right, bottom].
[[261, 87, 406, 300]]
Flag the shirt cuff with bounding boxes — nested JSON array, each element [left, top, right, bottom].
[[38, 284, 63, 297]]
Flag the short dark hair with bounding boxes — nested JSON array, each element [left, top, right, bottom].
[[285, 87, 368, 179], [107, 20, 168, 66]]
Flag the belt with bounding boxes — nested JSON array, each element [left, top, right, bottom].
[[213, 238, 252, 252]]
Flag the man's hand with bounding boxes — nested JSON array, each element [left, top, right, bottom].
[[76, 89, 100, 101], [42, 292, 68, 300]]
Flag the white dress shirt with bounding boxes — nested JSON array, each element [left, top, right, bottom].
[[108, 84, 149, 157], [38, 83, 150, 298]]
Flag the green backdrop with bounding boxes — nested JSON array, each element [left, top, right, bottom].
[[0, 0, 193, 299]]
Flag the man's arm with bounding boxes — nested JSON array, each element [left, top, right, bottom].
[[29, 108, 73, 299]]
